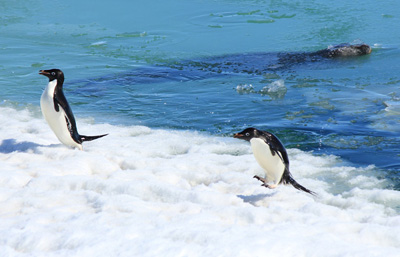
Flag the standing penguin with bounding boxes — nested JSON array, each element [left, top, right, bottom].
[[234, 127, 315, 195], [39, 69, 107, 150]]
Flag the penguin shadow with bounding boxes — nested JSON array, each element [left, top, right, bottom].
[[0, 139, 59, 154], [237, 192, 276, 205]]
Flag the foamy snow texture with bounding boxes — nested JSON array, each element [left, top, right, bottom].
[[0, 106, 399, 257]]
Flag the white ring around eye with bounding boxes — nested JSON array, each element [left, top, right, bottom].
[[245, 133, 250, 136], [52, 72, 55, 76]]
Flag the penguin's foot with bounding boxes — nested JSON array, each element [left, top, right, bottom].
[[254, 175, 277, 189], [253, 175, 267, 183]]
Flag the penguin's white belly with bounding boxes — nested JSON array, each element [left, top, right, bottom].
[[40, 89, 80, 149], [250, 138, 285, 185]]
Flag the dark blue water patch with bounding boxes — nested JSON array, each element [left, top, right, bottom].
[[57, 47, 400, 183], [68, 43, 373, 92], [75, 65, 228, 88]]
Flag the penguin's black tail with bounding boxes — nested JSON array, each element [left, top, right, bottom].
[[281, 169, 317, 196], [80, 134, 108, 142]]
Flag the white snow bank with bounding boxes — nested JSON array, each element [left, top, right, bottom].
[[0, 106, 399, 257]]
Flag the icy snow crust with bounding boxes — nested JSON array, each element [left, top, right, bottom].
[[0, 106, 399, 256]]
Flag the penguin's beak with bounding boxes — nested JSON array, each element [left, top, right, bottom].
[[39, 70, 49, 76], [233, 133, 243, 138]]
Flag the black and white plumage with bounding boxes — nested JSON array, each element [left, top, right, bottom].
[[234, 127, 315, 195], [39, 69, 107, 150]]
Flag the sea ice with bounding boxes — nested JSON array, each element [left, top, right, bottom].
[[0, 106, 399, 257]]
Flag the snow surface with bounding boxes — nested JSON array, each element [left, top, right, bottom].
[[0, 106, 400, 257]]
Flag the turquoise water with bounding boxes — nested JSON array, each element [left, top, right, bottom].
[[1, 0, 400, 186]]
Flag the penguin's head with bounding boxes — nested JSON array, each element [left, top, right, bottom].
[[233, 127, 259, 142], [39, 69, 64, 82]]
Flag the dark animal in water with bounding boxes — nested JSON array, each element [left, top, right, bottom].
[[79, 43, 371, 86], [313, 43, 371, 58], [167, 43, 372, 75]]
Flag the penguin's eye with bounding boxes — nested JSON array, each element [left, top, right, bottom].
[[245, 133, 250, 136], [51, 72, 56, 76]]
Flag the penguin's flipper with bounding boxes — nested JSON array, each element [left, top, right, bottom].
[[259, 130, 290, 166], [53, 98, 60, 112], [54, 91, 80, 143], [79, 134, 108, 142], [54, 91, 71, 115], [64, 113, 81, 144]]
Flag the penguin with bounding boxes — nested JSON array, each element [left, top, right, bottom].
[[39, 69, 107, 150], [234, 127, 315, 195]]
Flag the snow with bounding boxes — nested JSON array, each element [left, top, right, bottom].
[[0, 106, 399, 257]]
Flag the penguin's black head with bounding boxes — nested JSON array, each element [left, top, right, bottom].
[[39, 69, 64, 82], [233, 127, 259, 142]]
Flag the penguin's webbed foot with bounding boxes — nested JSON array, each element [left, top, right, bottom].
[[253, 175, 267, 183], [253, 175, 277, 189]]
